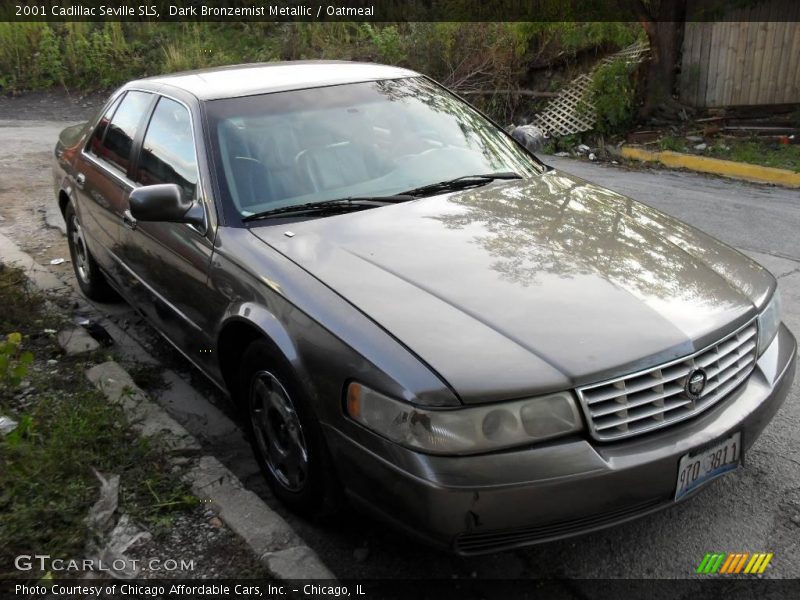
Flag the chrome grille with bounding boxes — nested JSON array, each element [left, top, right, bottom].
[[577, 319, 758, 441]]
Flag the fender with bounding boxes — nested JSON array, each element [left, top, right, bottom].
[[216, 301, 322, 403], [220, 301, 299, 363]]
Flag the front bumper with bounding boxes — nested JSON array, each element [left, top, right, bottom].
[[324, 324, 796, 555]]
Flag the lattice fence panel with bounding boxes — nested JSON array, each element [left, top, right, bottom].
[[533, 40, 650, 137]]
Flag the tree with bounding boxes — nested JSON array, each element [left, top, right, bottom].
[[622, 0, 688, 117]]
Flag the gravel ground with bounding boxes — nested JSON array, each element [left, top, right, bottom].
[[126, 508, 270, 579]]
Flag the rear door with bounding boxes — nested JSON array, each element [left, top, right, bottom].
[[117, 94, 218, 360], [74, 90, 155, 274]]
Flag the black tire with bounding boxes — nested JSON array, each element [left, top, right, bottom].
[[240, 339, 340, 517], [64, 202, 117, 302]]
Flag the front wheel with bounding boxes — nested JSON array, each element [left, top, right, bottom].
[[64, 202, 116, 301], [240, 340, 340, 516]]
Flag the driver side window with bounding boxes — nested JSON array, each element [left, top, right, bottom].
[[136, 96, 198, 203]]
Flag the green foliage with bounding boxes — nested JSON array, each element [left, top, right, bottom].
[[0, 333, 33, 388], [659, 135, 688, 152], [589, 57, 639, 135], [33, 25, 64, 87], [0, 21, 642, 126], [360, 24, 406, 65], [532, 22, 640, 56]]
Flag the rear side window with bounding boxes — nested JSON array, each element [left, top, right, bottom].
[[97, 91, 152, 175], [136, 97, 198, 202], [87, 94, 122, 156]]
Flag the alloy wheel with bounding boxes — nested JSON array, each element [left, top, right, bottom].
[[249, 370, 309, 492], [69, 213, 90, 284]]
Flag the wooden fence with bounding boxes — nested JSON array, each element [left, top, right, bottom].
[[679, 1, 800, 107]]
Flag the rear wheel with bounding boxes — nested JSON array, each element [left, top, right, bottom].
[[64, 202, 116, 301], [240, 339, 340, 516]]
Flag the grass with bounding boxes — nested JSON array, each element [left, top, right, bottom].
[[658, 135, 800, 173], [0, 264, 197, 579], [709, 139, 800, 173]]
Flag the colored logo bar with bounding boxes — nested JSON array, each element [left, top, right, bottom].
[[696, 552, 773, 574]]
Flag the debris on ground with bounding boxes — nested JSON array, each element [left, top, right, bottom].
[[0, 415, 18, 436], [84, 470, 153, 579], [83, 320, 115, 347], [85, 469, 120, 533], [511, 124, 547, 153], [57, 326, 101, 355], [49, 257, 66, 265]]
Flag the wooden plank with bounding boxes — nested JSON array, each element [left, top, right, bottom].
[[772, 18, 790, 104], [705, 22, 723, 107], [731, 20, 750, 105], [696, 22, 714, 107], [746, 7, 769, 106], [680, 22, 701, 105], [758, 21, 777, 105], [784, 8, 800, 103], [714, 22, 734, 107], [786, 17, 800, 103], [721, 20, 740, 106], [737, 19, 758, 105], [764, 1, 784, 104]]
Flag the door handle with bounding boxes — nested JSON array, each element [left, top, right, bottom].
[[75, 172, 86, 189], [122, 210, 137, 231]]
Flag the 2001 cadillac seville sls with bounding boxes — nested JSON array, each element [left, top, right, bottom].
[[53, 62, 796, 554]]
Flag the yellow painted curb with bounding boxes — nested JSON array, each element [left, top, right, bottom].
[[620, 146, 800, 188]]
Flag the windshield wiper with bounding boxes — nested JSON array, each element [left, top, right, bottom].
[[241, 195, 413, 223], [398, 172, 522, 198]]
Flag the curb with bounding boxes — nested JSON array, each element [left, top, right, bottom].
[[87, 362, 335, 580], [620, 146, 800, 188], [0, 231, 335, 581]]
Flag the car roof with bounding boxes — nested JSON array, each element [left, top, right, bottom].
[[136, 61, 420, 101]]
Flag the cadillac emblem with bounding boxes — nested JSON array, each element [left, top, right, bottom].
[[685, 369, 708, 400]]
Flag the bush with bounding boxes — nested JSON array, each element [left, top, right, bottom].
[[361, 24, 406, 65], [589, 57, 639, 135]]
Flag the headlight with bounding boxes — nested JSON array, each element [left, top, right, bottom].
[[757, 289, 782, 355], [346, 383, 582, 455]]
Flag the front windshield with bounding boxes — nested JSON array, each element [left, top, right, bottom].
[[205, 76, 545, 219]]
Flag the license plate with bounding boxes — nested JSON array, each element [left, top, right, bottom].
[[675, 432, 741, 500]]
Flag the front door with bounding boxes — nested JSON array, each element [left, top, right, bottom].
[[117, 94, 217, 363]]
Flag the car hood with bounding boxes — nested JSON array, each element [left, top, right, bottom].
[[250, 170, 774, 404]]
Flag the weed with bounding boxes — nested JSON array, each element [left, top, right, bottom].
[[0, 333, 33, 388], [659, 136, 688, 152]]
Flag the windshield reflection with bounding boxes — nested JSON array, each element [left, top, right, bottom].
[[431, 172, 756, 319]]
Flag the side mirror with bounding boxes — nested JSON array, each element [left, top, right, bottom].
[[128, 184, 205, 230]]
